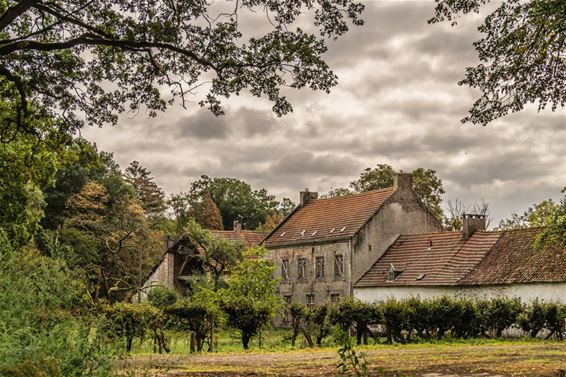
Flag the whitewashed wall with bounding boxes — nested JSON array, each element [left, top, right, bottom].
[[140, 252, 175, 301], [354, 283, 566, 304]]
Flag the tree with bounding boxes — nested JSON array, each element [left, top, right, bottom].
[[219, 246, 280, 349], [0, 230, 120, 376], [324, 164, 446, 222], [0, 0, 364, 139], [183, 219, 244, 289], [62, 180, 162, 301], [195, 191, 223, 230], [497, 190, 566, 248], [430, 0, 565, 125], [185, 175, 294, 230], [124, 161, 166, 223]]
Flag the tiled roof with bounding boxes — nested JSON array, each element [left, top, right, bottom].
[[461, 228, 566, 285], [209, 230, 267, 248], [355, 228, 566, 288], [264, 188, 394, 247]]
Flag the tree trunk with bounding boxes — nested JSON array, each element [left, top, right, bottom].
[[242, 332, 251, 350]]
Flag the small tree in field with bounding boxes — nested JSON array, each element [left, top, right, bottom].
[[219, 246, 280, 349]]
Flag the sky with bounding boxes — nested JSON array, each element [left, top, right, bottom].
[[82, 1, 566, 226]]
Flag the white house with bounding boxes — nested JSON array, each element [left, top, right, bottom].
[[354, 215, 566, 304]]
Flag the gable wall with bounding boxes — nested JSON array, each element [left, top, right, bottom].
[[352, 189, 442, 282], [140, 252, 174, 300]]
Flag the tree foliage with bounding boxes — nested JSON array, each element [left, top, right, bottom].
[[0, 0, 364, 139], [219, 246, 280, 349], [174, 175, 295, 231], [124, 161, 166, 223], [323, 164, 446, 222], [0, 230, 120, 376], [430, 0, 566, 125]]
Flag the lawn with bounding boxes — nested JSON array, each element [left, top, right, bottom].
[[128, 332, 566, 376]]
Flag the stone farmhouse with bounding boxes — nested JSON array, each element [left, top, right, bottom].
[[355, 217, 566, 304], [263, 173, 442, 306], [141, 221, 266, 298]]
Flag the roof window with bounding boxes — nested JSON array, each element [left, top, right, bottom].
[[340, 226, 347, 232], [387, 264, 403, 282], [311, 231, 318, 236], [426, 239, 432, 251], [280, 232, 286, 237], [300, 230, 306, 237], [329, 228, 336, 233], [416, 273, 426, 281]]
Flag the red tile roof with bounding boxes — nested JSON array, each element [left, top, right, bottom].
[[355, 228, 566, 288], [209, 230, 267, 248], [461, 228, 566, 285], [264, 188, 394, 247]]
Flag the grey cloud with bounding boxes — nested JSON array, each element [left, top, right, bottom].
[[176, 111, 231, 140], [270, 151, 360, 177]]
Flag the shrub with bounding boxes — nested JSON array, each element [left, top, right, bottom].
[[102, 302, 165, 352], [288, 303, 308, 346], [381, 299, 406, 343], [147, 286, 179, 308], [484, 297, 523, 337], [306, 303, 333, 346]]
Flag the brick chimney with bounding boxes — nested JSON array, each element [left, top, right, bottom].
[[393, 171, 413, 192], [462, 214, 486, 239], [299, 188, 318, 206], [233, 220, 242, 232]]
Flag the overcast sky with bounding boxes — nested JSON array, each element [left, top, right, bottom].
[[82, 1, 565, 226]]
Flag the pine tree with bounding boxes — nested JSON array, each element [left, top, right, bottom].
[[124, 161, 166, 222], [197, 191, 224, 230]]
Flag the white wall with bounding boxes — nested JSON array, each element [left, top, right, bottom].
[[140, 252, 174, 301], [354, 283, 566, 304]]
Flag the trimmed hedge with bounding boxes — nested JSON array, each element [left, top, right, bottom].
[[285, 296, 566, 345]]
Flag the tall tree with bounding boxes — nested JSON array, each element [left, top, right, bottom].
[[196, 191, 224, 231], [62, 180, 162, 301], [186, 175, 293, 230], [430, 0, 565, 125], [0, 0, 364, 139], [124, 161, 166, 222]]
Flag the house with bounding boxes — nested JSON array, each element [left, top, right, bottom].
[[355, 215, 566, 304], [263, 172, 442, 306], [141, 221, 266, 298]]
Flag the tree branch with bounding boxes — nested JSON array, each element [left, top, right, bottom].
[[0, 0, 39, 31]]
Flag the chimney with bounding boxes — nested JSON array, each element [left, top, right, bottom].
[[233, 220, 242, 232], [163, 235, 171, 252], [462, 214, 486, 239], [393, 171, 413, 192], [299, 188, 318, 206]]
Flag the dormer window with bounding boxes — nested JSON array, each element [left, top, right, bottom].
[[387, 264, 403, 281]]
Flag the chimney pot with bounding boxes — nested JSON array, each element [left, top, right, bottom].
[[233, 220, 242, 232], [462, 213, 486, 239]]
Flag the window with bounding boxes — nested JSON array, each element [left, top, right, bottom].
[[315, 256, 324, 278], [306, 294, 315, 305], [387, 264, 402, 281], [334, 254, 344, 277], [330, 294, 340, 304], [281, 259, 290, 281], [298, 258, 306, 279]]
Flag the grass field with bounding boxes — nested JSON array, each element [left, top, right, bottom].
[[128, 332, 566, 376]]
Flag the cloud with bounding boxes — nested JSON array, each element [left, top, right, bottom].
[[81, 1, 566, 224]]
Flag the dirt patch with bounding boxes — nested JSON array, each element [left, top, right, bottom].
[[129, 343, 566, 377]]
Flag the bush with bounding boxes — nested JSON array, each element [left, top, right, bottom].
[[147, 286, 179, 309], [484, 297, 523, 337], [166, 298, 221, 352], [0, 231, 120, 376], [102, 302, 165, 352]]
